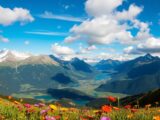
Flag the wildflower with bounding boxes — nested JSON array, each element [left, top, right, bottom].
[[131, 109, 138, 113], [100, 117, 111, 120], [60, 107, 68, 111], [24, 104, 31, 108], [107, 96, 117, 102], [54, 115, 61, 120], [113, 106, 120, 111], [101, 105, 112, 113], [14, 101, 20, 105], [153, 115, 160, 120], [34, 104, 39, 107], [20, 98, 23, 102], [39, 103, 46, 107], [45, 116, 56, 120], [8, 96, 12, 100], [127, 114, 133, 119], [49, 104, 57, 110], [124, 105, 131, 109], [40, 109, 48, 115], [145, 104, 151, 110]]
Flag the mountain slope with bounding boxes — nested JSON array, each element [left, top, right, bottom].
[[96, 54, 160, 95]]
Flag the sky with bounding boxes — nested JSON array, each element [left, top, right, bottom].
[[0, 0, 160, 63]]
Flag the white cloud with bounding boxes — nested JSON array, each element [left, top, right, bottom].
[[65, 16, 134, 45], [78, 45, 97, 54], [116, 4, 143, 21], [51, 43, 75, 56], [0, 36, 9, 43], [25, 31, 68, 36], [124, 37, 160, 54], [85, 0, 123, 17], [0, 6, 34, 26], [96, 52, 133, 61], [39, 11, 84, 22], [64, 0, 146, 45]]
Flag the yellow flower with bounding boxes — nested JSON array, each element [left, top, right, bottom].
[[153, 116, 160, 120], [14, 101, 20, 104], [127, 114, 133, 119], [20, 98, 23, 102], [60, 107, 68, 111], [49, 104, 57, 110]]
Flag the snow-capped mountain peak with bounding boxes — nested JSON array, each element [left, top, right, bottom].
[[0, 49, 31, 62]]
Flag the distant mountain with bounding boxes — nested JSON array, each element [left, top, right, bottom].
[[0, 49, 31, 62], [116, 53, 160, 72], [96, 54, 160, 95], [95, 59, 122, 71]]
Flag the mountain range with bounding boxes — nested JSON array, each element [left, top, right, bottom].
[[96, 53, 160, 95], [1, 49, 160, 103], [0, 50, 95, 101]]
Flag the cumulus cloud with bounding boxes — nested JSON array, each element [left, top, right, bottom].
[[64, 0, 146, 45], [124, 37, 160, 54], [65, 16, 134, 45], [51, 43, 75, 56], [85, 0, 123, 17], [0, 36, 9, 43], [116, 4, 143, 21], [78, 45, 97, 54], [0, 6, 34, 26]]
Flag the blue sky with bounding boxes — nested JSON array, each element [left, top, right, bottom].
[[0, 0, 160, 62]]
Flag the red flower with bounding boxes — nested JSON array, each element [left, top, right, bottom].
[[54, 116, 61, 120], [101, 105, 112, 113], [107, 96, 117, 102], [113, 107, 120, 111], [131, 109, 138, 113], [124, 105, 132, 109]]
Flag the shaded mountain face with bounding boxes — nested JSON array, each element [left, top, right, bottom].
[[120, 88, 160, 107], [51, 73, 74, 85], [47, 88, 95, 101], [96, 54, 160, 95], [95, 59, 122, 71], [87, 88, 160, 108], [70, 58, 93, 73]]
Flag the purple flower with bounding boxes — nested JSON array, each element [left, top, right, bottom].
[[40, 109, 48, 115], [34, 104, 39, 107], [45, 116, 56, 120], [39, 103, 46, 107], [100, 117, 111, 120]]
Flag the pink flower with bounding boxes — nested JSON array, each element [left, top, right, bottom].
[[101, 117, 111, 120], [45, 116, 56, 120], [24, 104, 31, 108], [40, 109, 48, 115]]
